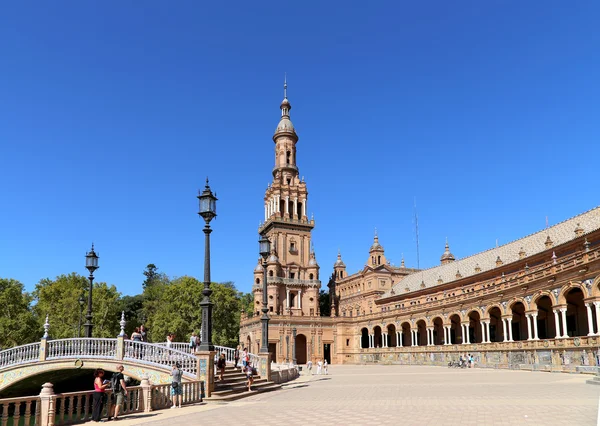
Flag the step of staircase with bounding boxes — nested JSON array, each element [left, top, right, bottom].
[[214, 377, 268, 390], [208, 381, 282, 402], [586, 376, 600, 385]]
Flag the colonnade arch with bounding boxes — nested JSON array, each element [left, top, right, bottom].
[[361, 327, 369, 349], [432, 316, 444, 345], [386, 324, 397, 347], [449, 314, 462, 344]]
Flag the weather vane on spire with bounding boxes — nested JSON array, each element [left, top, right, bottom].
[[284, 73, 287, 99]]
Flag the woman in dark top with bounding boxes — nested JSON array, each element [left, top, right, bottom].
[[92, 369, 109, 422], [217, 353, 226, 381]]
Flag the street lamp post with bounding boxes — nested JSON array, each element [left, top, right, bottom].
[[198, 178, 217, 352], [84, 244, 99, 338], [259, 236, 271, 354], [78, 295, 85, 338], [292, 327, 297, 365]]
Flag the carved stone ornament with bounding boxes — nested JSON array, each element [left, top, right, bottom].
[[583, 278, 595, 290], [501, 301, 507, 309], [552, 287, 561, 300], [524, 295, 532, 304]]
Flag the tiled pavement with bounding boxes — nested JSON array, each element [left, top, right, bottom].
[[112, 365, 600, 426]]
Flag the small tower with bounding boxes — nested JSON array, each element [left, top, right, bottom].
[[334, 250, 346, 279], [368, 229, 387, 267], [252, 259, 264, 316], [307, 244, 320, 281], [440, 239, 455, 265]]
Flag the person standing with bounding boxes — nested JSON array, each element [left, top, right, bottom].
[[189, 332, 197, 353], [166, 333, 173, 349], [317, 359, 323, 375], [323, 359, 328, 375], [110, 365, 128, 421], [234, 345, 240, 369], [171, 362, 183, 409], [92, 369, 109, 422], [140, 325, 148, 343], [306, 359, 313, 375], [241, 347, 248, 370], [217, 353, 226, 381]]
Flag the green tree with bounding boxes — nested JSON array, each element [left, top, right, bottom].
[[319, 289, 331, 317], [239, 292, 254, 318], [141, 271, 170, 342], [33, 273, 121, 338], [0, 278, 38, 349], [117, 294, 145, 336], [211, 282, 244, 347]]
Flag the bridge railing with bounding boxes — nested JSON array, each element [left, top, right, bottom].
[[160, 342, 261, 368], [0, 394, 40, 426], [124, 341, 198, 377], [0, 342, 41, 369], [47, 338, 117, 360]]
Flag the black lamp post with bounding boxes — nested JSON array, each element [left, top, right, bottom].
[[84, 244, 99, 338], [198, 178, 217, 352], [292, 327, 297, 365], [259, 235, 271, 354], [78, 295, 85, 338]]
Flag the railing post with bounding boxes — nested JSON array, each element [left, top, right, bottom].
[[196, 351, 215, 398], [39, 382, 55, 426], [116, 335, 124, 360], [139, 377, 153, 412], [39, 338, 48, 362]]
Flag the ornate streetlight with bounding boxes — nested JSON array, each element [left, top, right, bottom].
[[84, 244, 99, 338], [198, 178, 217, 352], [258, 235, 271, 354], [78, 294, 85, 337]]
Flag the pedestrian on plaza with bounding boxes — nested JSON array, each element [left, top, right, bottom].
[[306, 359, 313, 375], [91, 368, 109, 422], [241, 347, 248, 369], [317, 359, 323, 375], [109, 365, 128, 421], [323, 359, 328, 375], [217, 353, 227, 381], [234, 345, 240, 369], [140, 325, 148, 342], [171, 362, 183, 409], [189, 332, 197, 353], [245, 364, 254, 391]]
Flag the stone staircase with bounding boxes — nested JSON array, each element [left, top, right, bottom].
[[209, 365, 281, 402], [586, 375, 600, 385]]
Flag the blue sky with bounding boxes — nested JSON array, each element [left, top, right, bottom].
[[1, 2, 599, 296]]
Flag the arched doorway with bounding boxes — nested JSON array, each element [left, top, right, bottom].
[[401, 322, 411, 346], [416, 320, 427, 346], [565, 288, 588, 337], [432, 317, 444, 345], [361, 328, 369, 349], [449, 314, 462, 344], [387, 324, 397, 347], [468, 311, 482, 343], [295, 334, 307, 364], [488, 307, 503, 342], [510, 302, 527, 341], [246, 335, 252, 351], [535, 295, 555, 339], [373, 326, 382, 348]]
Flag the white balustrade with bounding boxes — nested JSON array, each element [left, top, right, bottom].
[[47, 338, 117, 360], [124, 341, 197, 377], [214, 345, 237, 365], [0, 342, 40, 368], [0, 395, 40, 426]]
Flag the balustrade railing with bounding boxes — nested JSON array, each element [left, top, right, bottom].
[[47, 339, 117, 360], [124, 341, 197, 377], [214, 345, 236, 364], [0, 395, 40, 426], [0, 343, 40, 369], [156, 342, 192, 353]]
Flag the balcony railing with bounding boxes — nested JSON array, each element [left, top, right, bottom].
[[267, 277, 321, 286]]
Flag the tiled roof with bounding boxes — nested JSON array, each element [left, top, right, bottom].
[[382, 206, 600, 297]]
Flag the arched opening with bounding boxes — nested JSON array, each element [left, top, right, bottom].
[[468, 311, 482, 343], [373, 326, 382, 348], [288, 200, 293, 216], [246, 335, 252, 351], [387, 324, 397, 347], [298, 202, 303, 217], [255, 278, 260, 284], [269, 270, 273, 277], [295, 334, 307, 364], [289, 292, 296, 308], [510, 302, 527, 341], [401, 322, 411, 346], [449, 314, 462, 344], [535, 295, 555, 339], [488, 307, 503, 342], [416, 320, 427, 346], [565, 288, 588, 337], [361, 328, 369, 349], [309, 273, 314, 280], [378, 256, 381, 265], [433, 317, 444, 345], [286, 151, 291, 165]]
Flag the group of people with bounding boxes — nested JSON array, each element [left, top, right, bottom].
[[460, 353, 475, 368], [233, 346, 255, 391], [305, 359, 328, 375], [91, 365, 128, 422]]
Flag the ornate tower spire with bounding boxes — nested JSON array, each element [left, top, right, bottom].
[[440, 238, 456, 265]]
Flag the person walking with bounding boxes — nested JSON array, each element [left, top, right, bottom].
[[110, 365, 128, 421], [323, 359, 328, 375], [317, 359, 323, 375], [217, 353, 226, 381], [91, 369, 109, 422], [234, 345, 240, 369], [171, 362, 183, 409], [189, 332, 197, 353], [241, 347, 248, 370], [306, 359, 313, 375], [245, 364, 254, 391]]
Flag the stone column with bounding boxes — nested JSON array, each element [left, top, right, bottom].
[[302, 199, 306, 217], [507, 319, 514, 342], [560, 308, 568, 338], [196, 350, 216, 397], [586, 303, 595, 336], [286, 288, 290, 309], [39, 338, 48, 362], [39, 383, 56, 426], [285, 196, 289, 216], [502, 318, 508, 342], [532, 314, 539, 340], [293, 197, 298, 217], [485, 321, 491, 343], [139, 377, 153, 412], [445, 326, 451, 345], [553, 309, 561, 338], [264, 205, 267, 221], [298, 289, 302, 309], [526, 314, 532, 341], [397, 331, 402, 347], [116, 334, 125, 360], [594, 302, 600, 336], [480, 322, 486, 343]]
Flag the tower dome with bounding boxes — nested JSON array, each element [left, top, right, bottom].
[[440, 239, 455, 265], [273, 77, 297, 140], [334, 250, 346, 268]]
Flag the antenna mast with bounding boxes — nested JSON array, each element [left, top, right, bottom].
[[414, 197, 420, 269]]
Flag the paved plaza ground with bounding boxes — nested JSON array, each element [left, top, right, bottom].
[[112, 365, 600, 426]]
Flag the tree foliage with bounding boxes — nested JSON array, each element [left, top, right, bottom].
[[0, 278, 38, 349], [319, 289, 331, 317]]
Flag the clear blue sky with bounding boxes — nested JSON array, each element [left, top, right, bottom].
[[1, 2, 599, 296]]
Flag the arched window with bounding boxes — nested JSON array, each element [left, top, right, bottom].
[[378, 256, 381, 265], [286, 151, 291, 164], [269, 270, 273, 277], [309, 273, 314, 280], [255, 278, 260, 284]]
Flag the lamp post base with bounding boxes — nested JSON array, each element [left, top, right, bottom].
[[258, 351, 271, 382]]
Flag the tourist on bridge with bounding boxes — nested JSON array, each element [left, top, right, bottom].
[[171, 362, 183, 409], [189, 332, 198, 352], [140, 325, 148, 342], [166, 333, 174, 348], [110, 365, 128, 421], [92, 368, 109, 422], [131, 327, 142, 342]]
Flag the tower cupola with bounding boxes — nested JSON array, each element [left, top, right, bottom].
[[440, 239, 456, 265], [334, 249, 346, 279], [368, 229, 386, 266]]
